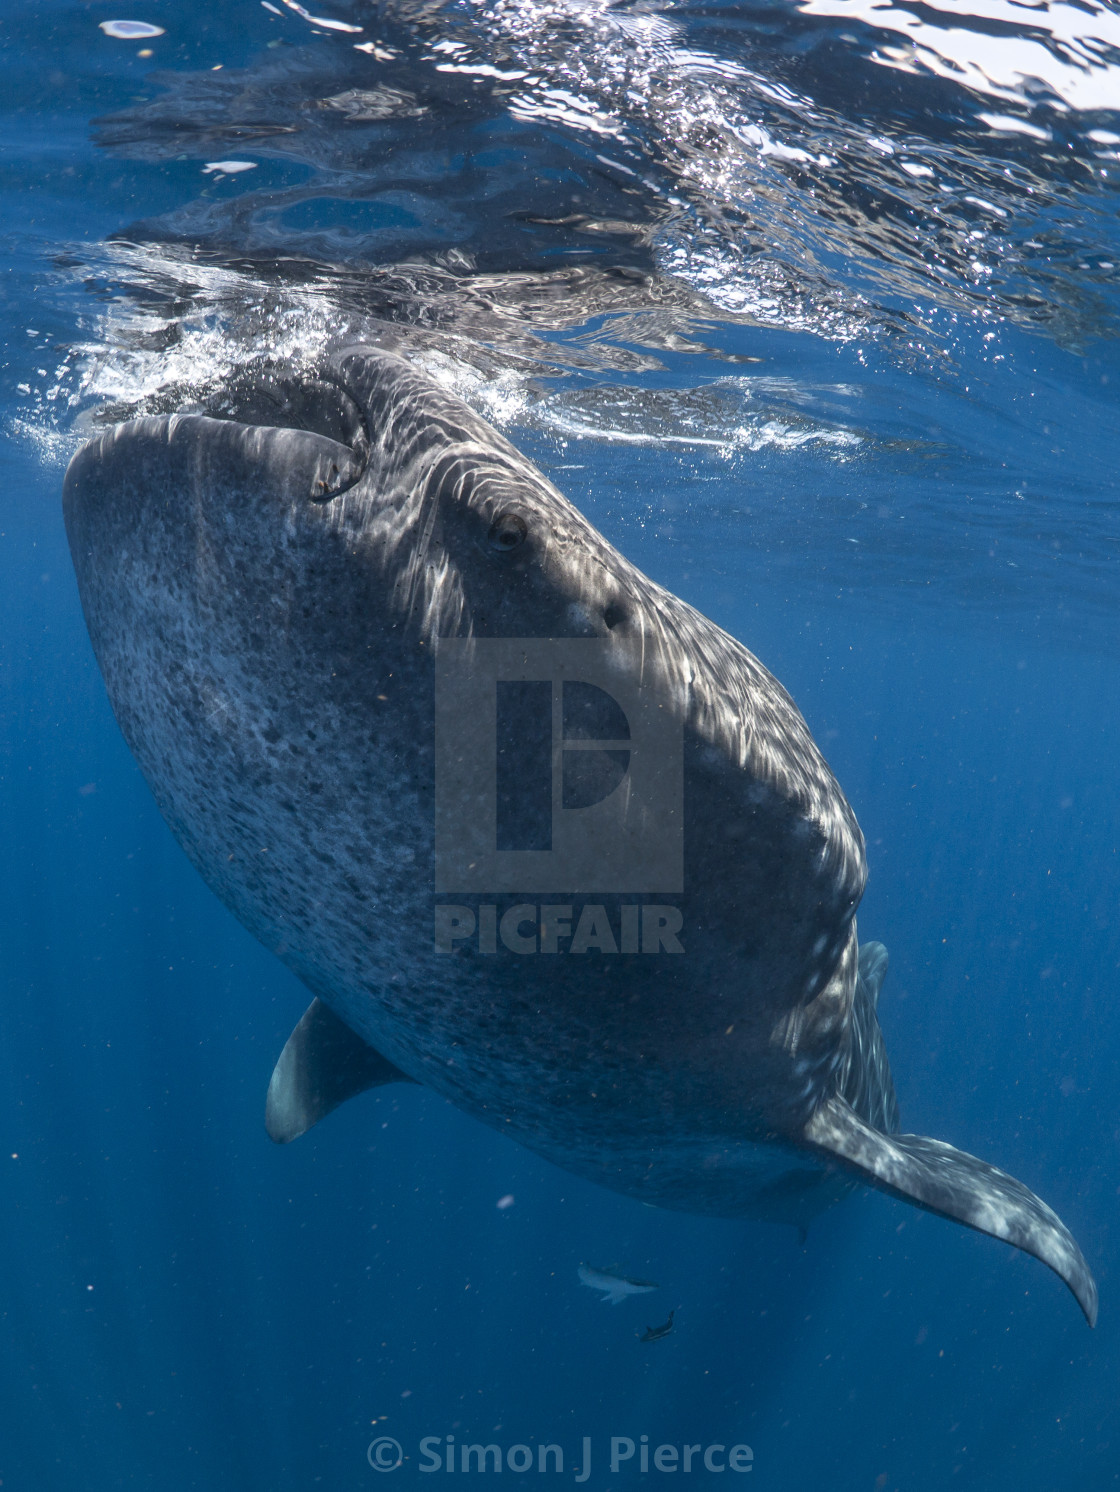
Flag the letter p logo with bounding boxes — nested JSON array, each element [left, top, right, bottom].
[[435, 638, 683, 893]]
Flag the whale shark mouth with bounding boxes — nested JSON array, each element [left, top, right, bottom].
[[200, 359, 371, 502]]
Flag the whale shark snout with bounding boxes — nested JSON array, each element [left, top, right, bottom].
[[63, 347, 1097, 1326]]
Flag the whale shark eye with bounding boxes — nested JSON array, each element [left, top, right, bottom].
[[488, 511, 528, 552]]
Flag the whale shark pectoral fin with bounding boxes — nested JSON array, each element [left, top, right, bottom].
[[265, 998, 415, 1144], [803, 1095, 1097, 1326], [856, 941, 889, 1008]]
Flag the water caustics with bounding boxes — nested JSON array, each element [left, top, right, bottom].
[[23, 0, 1120, 635], [84, 0, 1120, 333]]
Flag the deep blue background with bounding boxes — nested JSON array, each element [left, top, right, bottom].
[[3, 421, 1116, 1489], [3, 2, 1119, 1488]]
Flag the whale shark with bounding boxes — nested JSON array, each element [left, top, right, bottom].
[[62, 347, 1097, 1324]]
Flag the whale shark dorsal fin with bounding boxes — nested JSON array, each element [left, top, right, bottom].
[[803, 1094, 1098, 1326], [857, 941, 889, 1008], [265, 998, 415, 1144]]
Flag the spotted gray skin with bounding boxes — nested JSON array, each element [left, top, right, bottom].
[[63, 348, 1096, 1324]]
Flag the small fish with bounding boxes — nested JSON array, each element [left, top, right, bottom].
[[640, 1310, 675, 1343], [578, 1264, 658, 1306]]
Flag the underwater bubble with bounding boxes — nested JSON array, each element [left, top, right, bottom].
[[99, 20, 165, 39], [281, 0, 362, 33]]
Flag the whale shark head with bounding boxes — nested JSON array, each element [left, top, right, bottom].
[[63, 352, 701, 831], [66, 349, 668, 667], [63, 346, 864, 958]]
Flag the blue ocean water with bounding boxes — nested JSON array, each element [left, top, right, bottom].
[[2, 0, 1120, 1487]]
